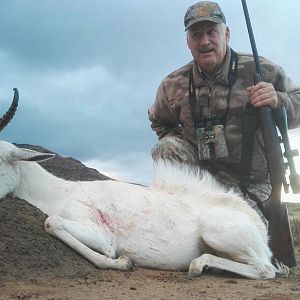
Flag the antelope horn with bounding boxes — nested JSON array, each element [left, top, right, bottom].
[[0, 88, 19, 132]]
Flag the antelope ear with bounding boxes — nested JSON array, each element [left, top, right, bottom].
[[12, 148, 55, 162], [24, 152, 55, 162]]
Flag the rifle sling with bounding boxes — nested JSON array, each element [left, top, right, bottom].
[[240, 103, 265, 214]]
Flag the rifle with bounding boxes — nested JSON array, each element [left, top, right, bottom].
[[241, 0, 298, 267]]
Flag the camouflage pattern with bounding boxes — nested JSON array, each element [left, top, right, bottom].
[[151, 136, 199, 166], [148, 47, 300, 210], [184, 1, 226, 31]]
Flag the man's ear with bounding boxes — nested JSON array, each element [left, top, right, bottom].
[[225, 26, 230, 44], [186, 33, 192, 50]]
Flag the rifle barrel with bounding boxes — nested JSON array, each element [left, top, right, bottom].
[[241, 0, 263, 80]]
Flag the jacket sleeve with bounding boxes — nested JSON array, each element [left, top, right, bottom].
[[148, 80, 182, 140], [275, 66, 300, 129]]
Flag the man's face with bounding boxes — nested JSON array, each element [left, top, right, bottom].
[[187, 21, 230, 76]]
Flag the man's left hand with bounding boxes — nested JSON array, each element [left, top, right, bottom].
[[247, 82, 278, 108]]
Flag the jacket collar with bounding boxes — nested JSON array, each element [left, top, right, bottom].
[[192, 46, 232, 88]]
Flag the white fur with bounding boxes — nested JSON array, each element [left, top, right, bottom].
[[0, 141, 288, 279]]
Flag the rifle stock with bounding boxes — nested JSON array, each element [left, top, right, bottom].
[[259, 106, 296, 267]]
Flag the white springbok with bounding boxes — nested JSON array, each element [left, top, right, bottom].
[[0, 140, 288, 279]]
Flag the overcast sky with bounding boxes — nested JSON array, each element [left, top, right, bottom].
[[0, 0, 299, 185]]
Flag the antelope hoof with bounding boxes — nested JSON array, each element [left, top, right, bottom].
[[188, 259, 204, 278], [118, 255, 133, 271]]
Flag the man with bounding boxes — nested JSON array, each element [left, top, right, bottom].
[[148, 1, 300, 225]]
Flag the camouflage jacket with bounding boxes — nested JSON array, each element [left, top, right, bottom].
[[148, 47, 300, 181]]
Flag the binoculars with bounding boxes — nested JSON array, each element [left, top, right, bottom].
[[196, 124, 229, 160]]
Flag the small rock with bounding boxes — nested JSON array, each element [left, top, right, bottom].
[[225, 279, 238, 284]]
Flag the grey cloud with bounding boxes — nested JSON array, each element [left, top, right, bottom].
[[0, 62, 156, 161], [0, 1, 188, 76]]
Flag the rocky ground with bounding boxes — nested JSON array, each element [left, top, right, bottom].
[[0, 144, 299, 300]]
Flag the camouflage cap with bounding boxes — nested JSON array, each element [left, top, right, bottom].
[[184, 1, 226, 31]]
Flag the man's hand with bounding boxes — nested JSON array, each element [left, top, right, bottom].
[[247, 82, 278, 109]]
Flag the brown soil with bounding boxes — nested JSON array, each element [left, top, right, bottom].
[[0, 144, 300, 300]]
